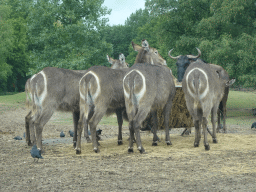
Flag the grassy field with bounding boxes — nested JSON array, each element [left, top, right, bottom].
[[0, 90, 255, 126]]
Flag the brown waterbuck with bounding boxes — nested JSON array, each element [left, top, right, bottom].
[[76, 40, 167, 154], [25, 55, 127, 152], [182, 60, 235, 150], [82, 53, 129, 139], [122, 47, 175, 154], [168, 48, 231, 133]]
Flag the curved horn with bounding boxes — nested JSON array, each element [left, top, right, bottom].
[[168, 49, 180, 59], [187, 47, 201, 59]]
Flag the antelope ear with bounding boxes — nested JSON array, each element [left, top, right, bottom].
[[132, 41, 141, 52], [107, 54, 114, 64], [226, 78, 236, 87]]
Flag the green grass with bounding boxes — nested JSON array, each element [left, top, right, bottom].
[[0, 92, 26, 113], [0, 92, 26, 105], [0, 91, 255, 126], [227, 91, 256, 110], [226, 116, 254, 126]]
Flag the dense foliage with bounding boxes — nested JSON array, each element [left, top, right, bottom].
[[0, 0, 255, 92]]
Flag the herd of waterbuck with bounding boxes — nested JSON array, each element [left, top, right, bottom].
[[25, 39, 235, 154]]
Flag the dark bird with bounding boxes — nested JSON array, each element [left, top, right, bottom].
[[96, 129, 102, 141], [96, 129, 102, 136], [30, 145, 43, 162], [60, 131, 65, 137], [69, 130, 74, 137], [13, 136, 22, 140], [251, 122, 256, 129]]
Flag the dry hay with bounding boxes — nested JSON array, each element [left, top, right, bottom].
[[42, 133, 256, 175], [142, 87, 194, 130]]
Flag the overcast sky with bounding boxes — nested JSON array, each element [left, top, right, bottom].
[[102, 0, 145, 26]]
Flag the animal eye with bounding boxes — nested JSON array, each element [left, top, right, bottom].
[[155, 51, 158, 54]]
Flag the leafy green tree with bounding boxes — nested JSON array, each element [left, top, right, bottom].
[[27, 0, 112, 74], [100, 9, 150, 64], [5, 0, 32, 92], [0, 0, 13, 91]]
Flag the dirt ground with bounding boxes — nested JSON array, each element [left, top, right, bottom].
[[1, 107, 256, 191]]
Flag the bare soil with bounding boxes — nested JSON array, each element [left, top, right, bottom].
[[1, 107, 256, 191]]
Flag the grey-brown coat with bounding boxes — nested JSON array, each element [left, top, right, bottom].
[[182, 60, 235, 150]]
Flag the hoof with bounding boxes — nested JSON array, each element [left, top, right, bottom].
[[166, 141, 172, 146], [93, 148, 99, 153], [152, 142, 158, 146], [139, 149, 145, 154], [194, 143, 199, 147], [76, 148, 81, 154], [205, 145, 210, 151], [128, 148, 133, 153], [138, 146, 145, 154], [118, 140, 123, 145], [213, 138, 218, 143]]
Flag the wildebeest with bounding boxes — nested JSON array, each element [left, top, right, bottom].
[[182, 60, 235, 150], [75, 40, 167, 154], [25, 55, 127, 152], [169, 48, 231, 133], [122, 46, 175, 154]]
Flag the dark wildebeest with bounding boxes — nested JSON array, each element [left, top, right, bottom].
[[25, 55, 128, 152], [75, 40, 167, 154], [169, 48, 231, 133], [122, 49, 175, 154], [182, 60, 235, 150]]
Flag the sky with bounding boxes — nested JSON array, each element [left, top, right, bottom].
[[102, 0, 146, 26]]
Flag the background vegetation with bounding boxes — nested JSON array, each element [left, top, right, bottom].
[[0, 0, 255, 92]]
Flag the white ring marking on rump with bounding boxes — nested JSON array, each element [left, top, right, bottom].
[[79, 71, 101, 101], [123, 69, 146, 101], [186, 67, 209, 100]]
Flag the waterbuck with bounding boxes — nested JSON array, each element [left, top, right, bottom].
[[25, 55, 127, 152], [122, 51, 175, 154], [83, 53, 129, 139], [76, 39, 167, 154], [182, 60, 235, 150], [169, 48, 231, 133]]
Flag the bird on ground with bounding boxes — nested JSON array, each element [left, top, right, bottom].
[[96, 129, 102, 141], [96, 129, 102, 135], [69, 130, 74, 137], [251, 122, 256, 129], [60, 131, 65, 137], [30, 145, 43, 162], [13, 136, 22, 140]]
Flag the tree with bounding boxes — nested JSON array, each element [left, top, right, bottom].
[[26, 0, 112, 74], [0, 0, 13, 91]]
